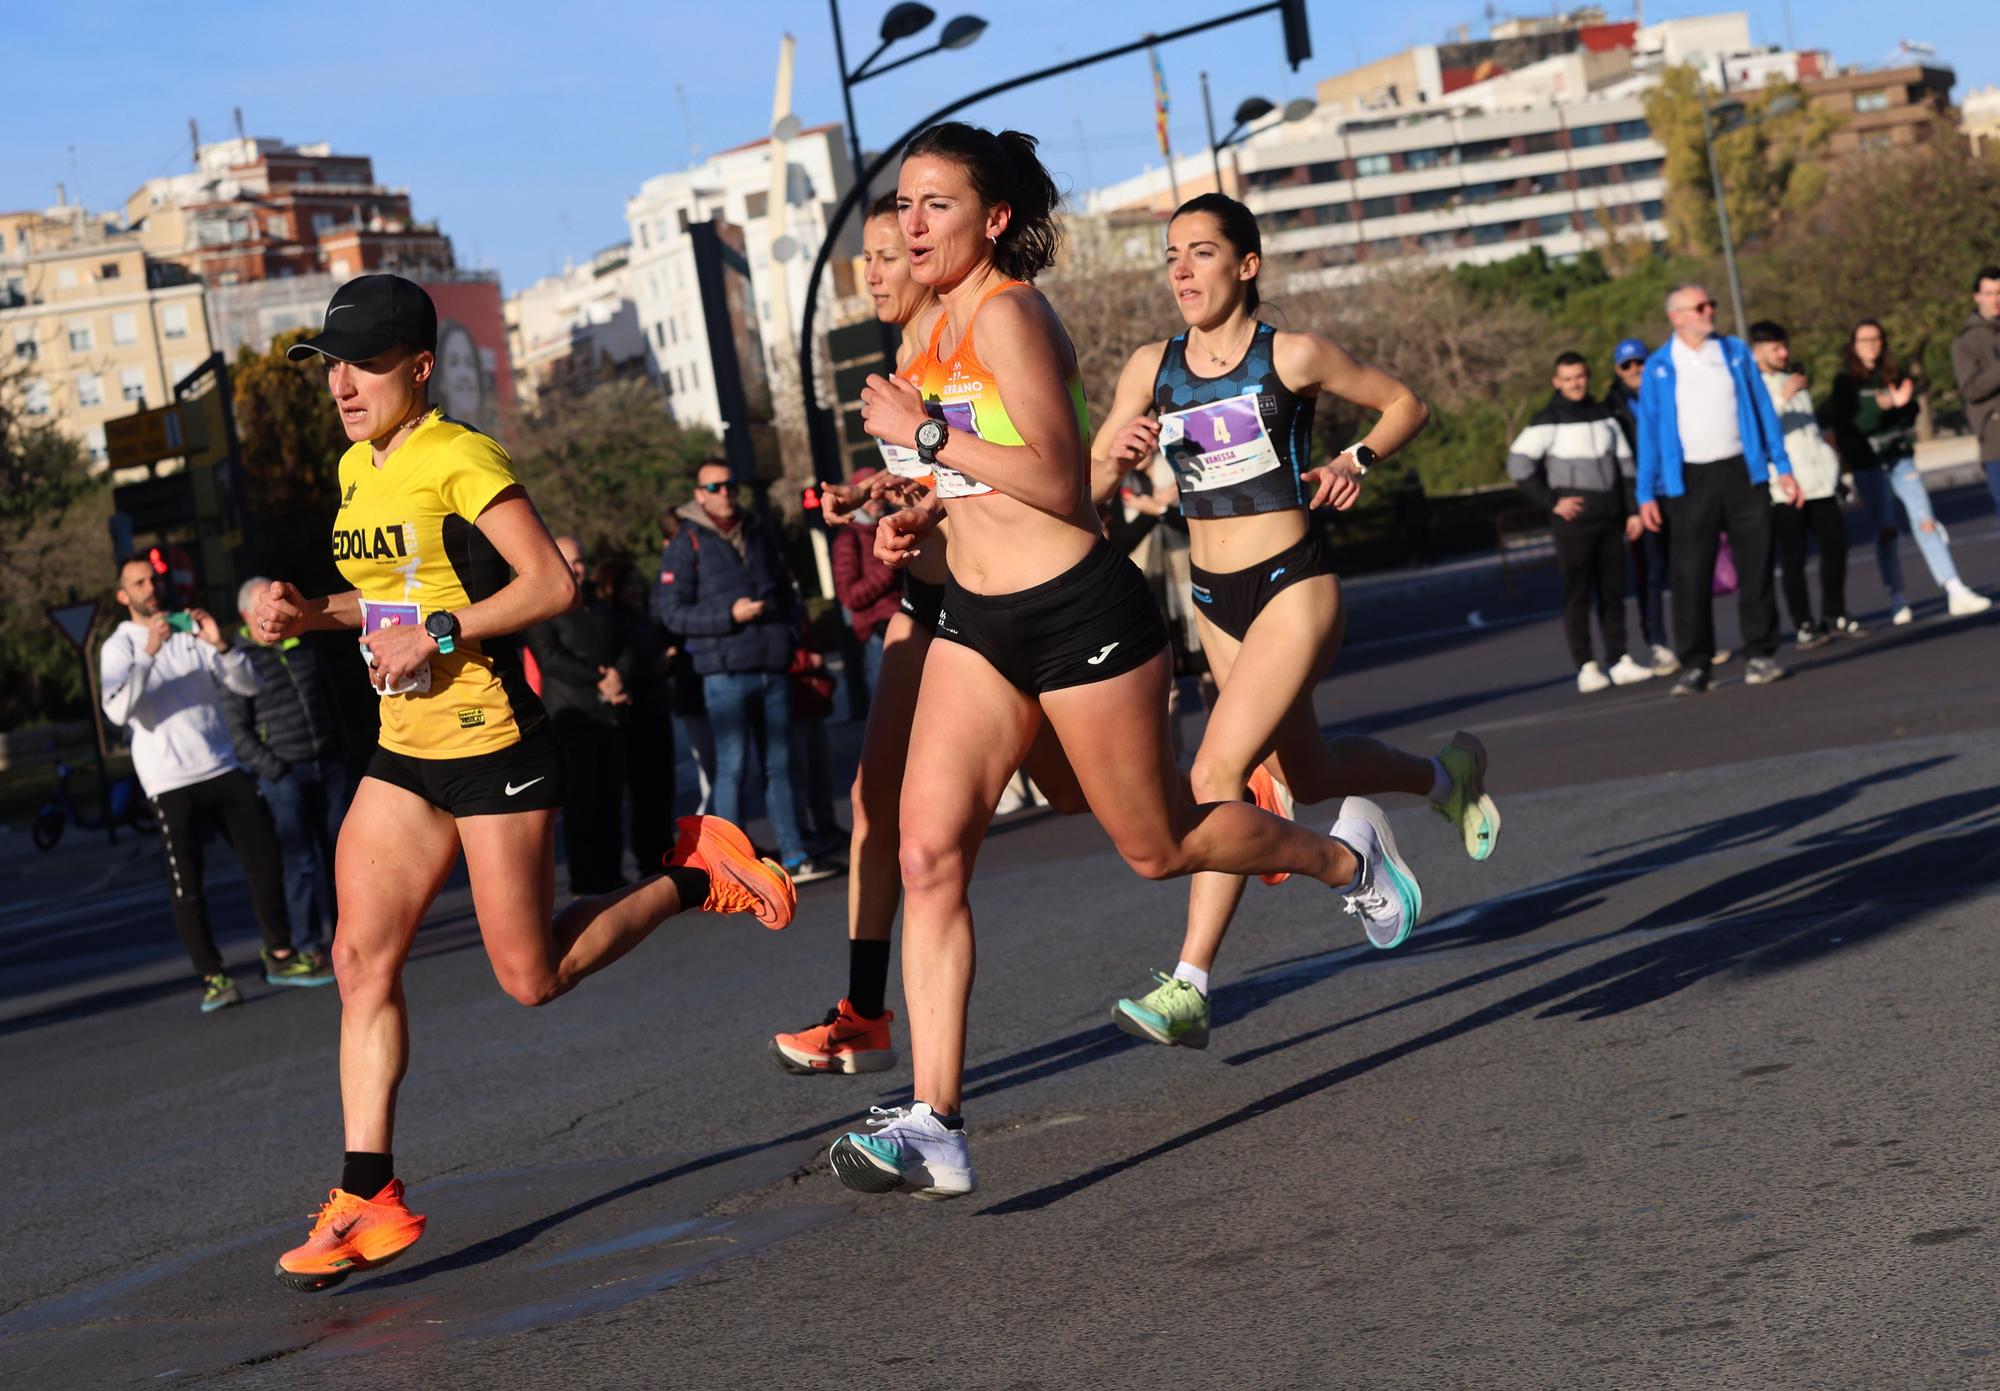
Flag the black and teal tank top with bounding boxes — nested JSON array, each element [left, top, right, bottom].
[[1151, 322, 1316, 521]]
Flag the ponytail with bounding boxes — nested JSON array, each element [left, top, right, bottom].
[[904, 121, 1064, 282], [1171, 192, 1263, 314]]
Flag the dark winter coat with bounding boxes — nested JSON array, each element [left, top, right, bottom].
[[653, 502, 796, 677], [225, 631, 345, 782], [528, 596, 638, 728]]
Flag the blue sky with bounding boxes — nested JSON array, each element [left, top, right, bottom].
[[12, 1, 1988, 294]]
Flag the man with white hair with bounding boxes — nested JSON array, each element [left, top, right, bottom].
[[1634, 284, 1803, 695], [228, 574, 354, 965]]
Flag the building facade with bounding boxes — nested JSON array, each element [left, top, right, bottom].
[[504, 244, 646, 410], [1801, 66, 1955, 158]]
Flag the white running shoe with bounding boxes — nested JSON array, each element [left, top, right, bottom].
[[1607, 654, 1654, 685], [1891, 603, 1914, 626], [829, 1103, 977, 1200], [1329, 797, 1422, 950], [1947, 582, 1992, 617], [1649, 643, 1681, 676], [1576, 660, 1610, 694]]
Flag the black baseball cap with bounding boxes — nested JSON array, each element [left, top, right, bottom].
[[286, 274, 438, 363]]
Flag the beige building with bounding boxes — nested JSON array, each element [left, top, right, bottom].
[[1964, 85, 2000, 156], [1, 209, 213, 469], [1802, 65, 1956, 158]]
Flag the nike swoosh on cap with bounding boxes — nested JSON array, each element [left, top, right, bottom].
[[327, 304, 352, 316]]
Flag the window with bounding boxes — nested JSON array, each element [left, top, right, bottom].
[[1857, 130, 1894, 151], [654, 322, 666, 348], [58, 267, 78, 289], [1472, 222, 1509, 245], [161, 305, 189, 340], [1573, 165, 1613, 189], [99, 261, 121, 280], [744, 191, 769, 219], [12, 326, 35, 361], [121, 367, 147, 402], [1408, 187, 1456, 212], [1854, 90, 1890, 114], [1367, 236, 1407, 259], [25, 379, 49, 415], [1639, 200, 1665, 220], [1570, 125, 1610, 148], [313, 213, 338, 234], [1359, 196, 1397, 218], [1460, 138, 1512, 164], [227, 217, 250, 241], [75, 372, 103, 407], [1402, 146, 1454, 170], [68, 320, 94, 351], [1613, 119, 1650, 142], [1522, 132, 1564, 155], [689, 362, 700, 390], [639, 223, 651, 249], [668, 317, 678, 345], [1623, 158, 1664, 181], [1537, 214, 1572, 235], [1354, 153, 1392, 177], [85, 425, 107, 463], [112, 312, 138, 345]]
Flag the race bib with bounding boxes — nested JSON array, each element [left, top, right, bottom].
[[878, 439, 928, 481], [359, 600, 433, 696], [927, 400, 993, 500], [1158, 392, 1282, 493]]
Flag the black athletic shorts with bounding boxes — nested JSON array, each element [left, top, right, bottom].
[[1187, 530, 1336, 643], [900, 574, 946, 635], [366, 721, 567, 817], [937, 538, 1168, 694]]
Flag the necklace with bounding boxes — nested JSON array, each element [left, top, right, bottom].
[[1193, 322, 1255, 369]]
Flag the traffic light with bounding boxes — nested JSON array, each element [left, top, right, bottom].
[[1280, 0, 1311, 71]]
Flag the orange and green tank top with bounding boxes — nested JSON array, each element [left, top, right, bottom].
[[896, 279, 1090, 499]]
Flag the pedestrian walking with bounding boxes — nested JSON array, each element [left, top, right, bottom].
[[1949, 265, 2000, 528], [1604, 336, 1677, 674], [101, 555, 324, 1012], [1827, 318, 1990, 622], [1634, 284, 1801, 695], [1507, 351, 1654, 693], [229, 576, 355, 957], [1747, 322, 1861, 645]]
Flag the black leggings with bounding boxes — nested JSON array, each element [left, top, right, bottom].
[[1770, 497, 1849, 628], [152, 770, 292, 977]]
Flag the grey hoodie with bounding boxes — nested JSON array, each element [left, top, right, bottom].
[[1950, 310, 2000, 464]]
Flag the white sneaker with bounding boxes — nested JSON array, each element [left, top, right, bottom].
[[1649, 643, 1681, 676], [1947, 583, 1992, 617], [1891, 603, 1914, 626], [1576, 660, 1610, 694], [1329, 797, 1422, 950], [829, 1103, 977, 1200], [1607, 654, 1654, 685]]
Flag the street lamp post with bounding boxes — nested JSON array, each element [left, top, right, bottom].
[[830, 2, 988, 213], [1697, 86, 1799, 338], [1202, 76, 1314, 193]]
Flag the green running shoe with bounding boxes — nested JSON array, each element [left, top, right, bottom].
[[263, 948, 335, 988], [1113, 970, 1210, 1050], [1433, 730, 1500, 862], [201, 973, 243, 1013]]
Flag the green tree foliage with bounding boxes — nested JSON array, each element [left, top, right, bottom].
[[1645, 66, 1841, 258], [232, 329, 352, 596], [508, 377, 718, 563]]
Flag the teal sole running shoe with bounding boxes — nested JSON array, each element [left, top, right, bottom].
[[201, 973, 242, 1013], [1433, 730, 1500, 862], [1330, 797, 1423, 949], [263, 949, 335, 988], [1112, 970, 1210, 1049], [829, 1103, 977, 1200]]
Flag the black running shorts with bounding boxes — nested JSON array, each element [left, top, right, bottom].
[[937, 539, 1168, 694], [900, 574, 946, 635], [365, 721, 566, 817], [1187, 531, 1336, 643]]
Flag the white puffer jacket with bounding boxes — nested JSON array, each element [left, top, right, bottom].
[[1761, 370, 1843, 503]]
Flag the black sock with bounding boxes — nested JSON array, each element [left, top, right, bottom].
[[847, 939, 892, 1018], [342, 1151, 394, 1199], [935, 1111, 965, 1131], [662, 866, 710, 910]]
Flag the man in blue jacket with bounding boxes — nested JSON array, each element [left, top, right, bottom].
[[656, 459, 830, 881], [1635, 284, 1803, 695]]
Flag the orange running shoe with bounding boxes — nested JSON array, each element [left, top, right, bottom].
[[274, 1180, 427, 1292], [667, 815, 796, 929], [1248, 765, 1297, 885], [770, 998, 897, 1075]]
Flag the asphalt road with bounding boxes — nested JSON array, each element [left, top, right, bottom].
[[5, 485, 2000, 1390]]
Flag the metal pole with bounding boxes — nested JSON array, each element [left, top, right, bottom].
[[1202, 71, 1224, 189], [1698, 85, 1748, 337], [829, 1, 870, 213]]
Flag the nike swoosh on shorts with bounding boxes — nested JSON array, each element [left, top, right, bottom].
[[505, 777, 545, 796]]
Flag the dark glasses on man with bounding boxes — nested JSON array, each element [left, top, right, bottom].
[[697, 481, 732, 494], [1683, 300, 1717, 313]]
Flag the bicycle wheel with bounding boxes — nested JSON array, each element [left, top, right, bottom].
[[32, 809, 65, 851]]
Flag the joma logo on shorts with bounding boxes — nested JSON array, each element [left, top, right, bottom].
[[457, 709, 486, 728]]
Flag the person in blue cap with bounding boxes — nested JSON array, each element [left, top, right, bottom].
[[1604, 335, 1676, 675]]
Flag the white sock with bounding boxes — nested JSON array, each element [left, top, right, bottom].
[[1427, 756, 1453, 804], [1172, 961, 1210, 996]]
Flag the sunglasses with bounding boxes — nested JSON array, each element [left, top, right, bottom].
[[697, 481, 733, 494], [1616, 359, 1644, 370], [1682, 300, 1717, 314]]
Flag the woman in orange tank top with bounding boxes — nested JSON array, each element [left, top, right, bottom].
[[827, 123, 1428, 1201]]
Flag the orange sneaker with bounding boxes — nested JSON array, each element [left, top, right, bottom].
[[1249, 765, 1296, 885], [667, 815, 796, 929], [770, 998, 897, 1075], [274, 1180, 427, 1292]]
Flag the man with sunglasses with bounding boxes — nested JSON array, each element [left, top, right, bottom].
[[1604, 337, 1677, 675], [1634, 285, 1802, 695], [657, 460, 834, 882]]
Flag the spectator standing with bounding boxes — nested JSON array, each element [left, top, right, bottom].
[[653, 510, 717, 813], [529, 537, 637, 894], [656, 460, 834, 882], [229, 576, 354, 956], [1748, 322, 1861, 646], [1827, 319, 1990, 623], [614, 559, 678, 871], [1949, 266, 2000, 528], [1634, 284, 1801, 695], [1604, 336, 1677, 674], [100, 554, 326, 1012], [1507, 351, 1654, 693]]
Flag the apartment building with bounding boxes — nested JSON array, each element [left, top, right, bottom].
[[504, 243, 646, 409], [1802, 66, 1955, 158], [0, 210, 212, 468]]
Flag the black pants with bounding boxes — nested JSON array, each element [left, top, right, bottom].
[[152, 769, 292, 978], [1664, 458, 1780, 665], [1551, 511, 1628, 668], [1629, 518, 1671, 650], [554, 709, 627, 894], [1770, 497, 1849, 629], [624, 701, 676, 872]]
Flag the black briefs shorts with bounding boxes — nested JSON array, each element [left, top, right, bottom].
[[366, 721, 566, 817], [900, 574, 946, 635], [1187, 530, 1336, 643], [937, 538, 1169, 695]]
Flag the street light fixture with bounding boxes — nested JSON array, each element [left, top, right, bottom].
[[1697, 88, 1801, 336], [1202, 75, 1316, 190]]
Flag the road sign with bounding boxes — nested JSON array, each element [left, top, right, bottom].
[[46, 600, 100, 653], [111, 470, 197, 535], [103, 404, 185, 471]]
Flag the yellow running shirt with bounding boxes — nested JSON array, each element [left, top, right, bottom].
[[330, 409, 545, 758]]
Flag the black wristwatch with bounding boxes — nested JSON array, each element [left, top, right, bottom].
[[424, 609, 460, 656], [915, 417, 949, 465], [1347, 443, 1379, 474]]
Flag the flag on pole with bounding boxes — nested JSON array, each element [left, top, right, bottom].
[[1149, 45, 1172, 159]]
